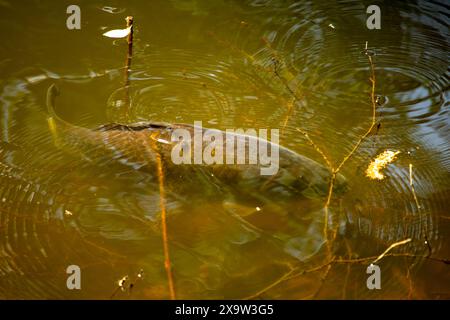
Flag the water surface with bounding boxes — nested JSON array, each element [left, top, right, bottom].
[[0, 0, 449, 299]]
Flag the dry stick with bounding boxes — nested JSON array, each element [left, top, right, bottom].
[[263, 40, 343, 246], [244, 267, 297, 300], [150, 137, 176, 300], [262, 252, 430, 299], [243, 43, 381, 299], [244, 259, 335, 300], [210, 36, 385, 297], [296, 128, 333, 170], [314, 43, 378, 250], [335, 253, 450, 265], [208, 32, 305, 135], [263, 37, 303, 104], [123, 16, 134, 120], [246, 250, 450, 299], [281, 97, 295, 136], [371, 238, 412, 264], [244, 257, 335, 300], [121, 17, 175, 298], [294, 128, 335, 255], [266, 39, 335, 250], [323, 45, 378, 247], [334, 49, 377, 174]]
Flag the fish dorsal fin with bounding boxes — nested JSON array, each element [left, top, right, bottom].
[[95, 122, 173, 132]]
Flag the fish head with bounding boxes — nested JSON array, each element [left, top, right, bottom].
[[284, 154, 348, 199]]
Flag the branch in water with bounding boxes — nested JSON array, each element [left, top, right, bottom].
[[371, 238, 412, 264], [149, 133, 176, 300], [244, 249, 449, 299], [123, 16, 134, 121]]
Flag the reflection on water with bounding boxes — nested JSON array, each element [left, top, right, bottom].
[[0, 0, 449, 299]]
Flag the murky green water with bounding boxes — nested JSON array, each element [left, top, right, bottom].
[[0, 0, 448, 299]]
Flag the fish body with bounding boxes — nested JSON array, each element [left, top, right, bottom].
[[46, 84, 347, 202]]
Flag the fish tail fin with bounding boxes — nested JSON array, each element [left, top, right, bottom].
[[46, 84, 60, 118], [46, 84, 68, 147]]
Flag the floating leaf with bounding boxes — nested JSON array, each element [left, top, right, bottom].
[[366, 150, 400, 180], [102, 26, 131, 38], [117, 275, 129, 290]]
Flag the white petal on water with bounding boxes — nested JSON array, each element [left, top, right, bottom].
[[157, 138, 171, 145], [102, 26, 131, 38], [64, 210, 73, 216], [26, 74, 48, 84]]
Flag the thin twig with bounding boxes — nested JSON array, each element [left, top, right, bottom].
[[335, 252, 450, 265], [296, 128, 333, 170], [372, 238, 412, 264], [324, 43, 378, 250], [334, 49, 377, 173], [156, 150, 176, 299], [123, 16, 134, 121], [149, 136, 176, 300], [281, 97, 295, 136], [244, 266, 296, 300], [243, 247, 450, 299]]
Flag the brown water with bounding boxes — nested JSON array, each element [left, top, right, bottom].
[[0, 0, 449, 299]]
